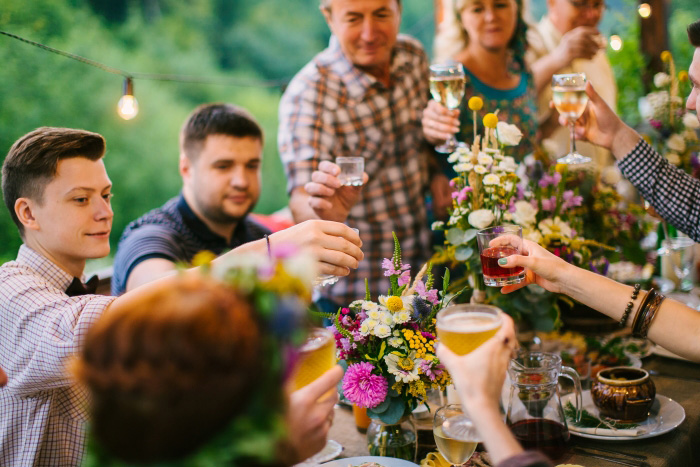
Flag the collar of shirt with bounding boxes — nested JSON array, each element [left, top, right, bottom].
[[175, 194, 251, 251], [16, 244, 79, 293], [324, 35, 413, 100]]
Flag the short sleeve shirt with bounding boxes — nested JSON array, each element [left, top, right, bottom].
[[0, 245, 115, 466], [278, 35, 433, 305], [112, 194, 270, 295]]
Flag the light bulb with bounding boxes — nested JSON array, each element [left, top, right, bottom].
[[638, 3, 651, 18], [610, 35, 623, 51], [117, 77, 139, 120]]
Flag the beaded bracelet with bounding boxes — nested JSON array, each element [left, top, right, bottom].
[[631, 288, 657, 336], [619, 283, 641, 328], [636, 292, 666, 339]]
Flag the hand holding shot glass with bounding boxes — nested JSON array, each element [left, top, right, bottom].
[[314, 227, 360, 287], [336, 157, 364, 187], [476, 225, 526, 287]]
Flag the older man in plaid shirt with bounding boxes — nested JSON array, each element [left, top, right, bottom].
[[279, 0, 448, 309]]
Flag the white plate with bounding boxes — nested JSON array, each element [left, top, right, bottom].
[[321, 456, 419, 467], [562, 390, 685, 441], [295, 440, 343, 466]]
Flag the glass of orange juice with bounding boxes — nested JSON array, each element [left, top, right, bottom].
[[291, 327, 336, 391], [436, 304, 502, 356]]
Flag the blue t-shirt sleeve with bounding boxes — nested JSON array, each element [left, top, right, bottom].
[[111, 224, 183, 295]]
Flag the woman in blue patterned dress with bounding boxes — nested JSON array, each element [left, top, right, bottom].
[[423, 0, 538, 172]]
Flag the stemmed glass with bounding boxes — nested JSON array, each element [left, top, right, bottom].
[[430, 62, 466, 154], [434, 405, 479, 466], [551, 73, 591, 165]]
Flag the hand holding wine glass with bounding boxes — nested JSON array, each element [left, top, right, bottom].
[[433, 405, 479, 467], [429, 63, 466, 153], [552, 73, 591, 164]]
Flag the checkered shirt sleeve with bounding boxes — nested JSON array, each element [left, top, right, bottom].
[[278, 36, 434, 305], [618, 139, 700, 242], [0, 245, 115, 466]]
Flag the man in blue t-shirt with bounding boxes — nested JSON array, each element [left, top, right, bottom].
[[113, 103, 362, 295]]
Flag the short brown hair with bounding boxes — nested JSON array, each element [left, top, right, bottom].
[[2, 127, 105, 236], [321, 0, 401, 11], [180, 103, 263, 161], [689, 20, 700, 47], [72, 275, 264, 463]]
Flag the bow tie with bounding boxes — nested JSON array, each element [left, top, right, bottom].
[[65, 275, 99, 297]]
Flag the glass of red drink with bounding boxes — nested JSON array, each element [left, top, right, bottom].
[[476, 225, 525, 287]]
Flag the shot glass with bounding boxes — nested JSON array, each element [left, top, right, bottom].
[[476, 225, 526, 287], [313, 228, 359, 287], [336, 157, 364, 187]]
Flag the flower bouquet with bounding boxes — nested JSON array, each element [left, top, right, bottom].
[[639, 51, 700, 177], [322, 234, 458, 460]]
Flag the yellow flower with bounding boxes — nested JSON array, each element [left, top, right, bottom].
[[554, 163, 568, 174], [386, 296, 404, 312], [191, 250, 216, 268], [468, 96, 483, 111], [679, 70, 689, 82], [660, 50, 672, 62], [483, 113, 499, 128]]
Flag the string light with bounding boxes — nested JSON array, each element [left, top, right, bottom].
[[117, 77, 139, 120], [638, 3, 651, 18], [609, 35, 623, 51]]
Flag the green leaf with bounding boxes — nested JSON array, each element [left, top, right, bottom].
[[463, 229, 477, 243], [378, 397, 408, 425], [446, 227, 466, 245], [370, 397, 392, 414], [455, 245, 474, 261]]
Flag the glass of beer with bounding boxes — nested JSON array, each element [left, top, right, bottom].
[[476, 225, 526, 287], [291, 327, 336, 391], [551, 73, 591, 165], [434, 404, 480, 466], [436, 304, 503, 356], [429, 62, 466, 154]]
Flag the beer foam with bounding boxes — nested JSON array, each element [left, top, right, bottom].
[[438, 312, 501, 332], [300, 335, 331, 352]]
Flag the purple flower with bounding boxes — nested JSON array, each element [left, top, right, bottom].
[[382, 258, 411, 277], [650, 119, 662, 130], [538, 172, 562, 188], [415, 280, 439, 305], [343, 362, 389, 408], [398, 269, 411, 287], [451, 186, 472, 205], [541, 196, 555, 211], [561, 190, 583, 210], [418, 360, 445, 382]]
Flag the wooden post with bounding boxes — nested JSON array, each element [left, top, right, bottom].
[[639, 0, 670, 90]]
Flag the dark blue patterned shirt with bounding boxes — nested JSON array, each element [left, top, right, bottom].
[[111, 194, 270, 295]]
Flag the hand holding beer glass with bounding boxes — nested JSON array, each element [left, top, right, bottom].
[[291, 327, 337, 391]]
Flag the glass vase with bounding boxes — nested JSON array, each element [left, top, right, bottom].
[[366, 416, 417, 462]]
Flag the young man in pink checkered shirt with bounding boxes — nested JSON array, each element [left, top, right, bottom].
[[0, 127, 355, 466]]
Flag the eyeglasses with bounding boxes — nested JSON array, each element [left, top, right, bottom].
[[567, 0, 606, 11]]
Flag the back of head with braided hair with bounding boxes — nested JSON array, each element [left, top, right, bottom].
[[73, 275, 266, 464]]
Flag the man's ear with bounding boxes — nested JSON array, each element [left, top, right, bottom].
[[321, 5, 333, 31], [15, 198, 40, 232], [179, 153, 191, 179]]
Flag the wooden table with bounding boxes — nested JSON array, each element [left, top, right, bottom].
[[328, 355, 700, 466]]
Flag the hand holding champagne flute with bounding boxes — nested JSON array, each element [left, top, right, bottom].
[[429, 62, 466, 153], [552, 73, 591, 165]]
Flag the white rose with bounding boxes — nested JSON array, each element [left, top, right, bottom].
[[601, 166, 622, 186], [474, 165, 487, 174], [454, 162, 473, 173], [512, 200, 538, 227], [653, 72, 671, 88], [667, 133, 686, 153], [683, 112, 700, 130], [483, 173, 500, 185], [496, 121, 523, 146], [468, 209, 495, 229], [477, 152, 493, 166], [498, 157, 517, 173], [664, 152, 681, 166]]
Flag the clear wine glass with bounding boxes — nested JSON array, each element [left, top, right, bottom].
[[434, 404, 479, 467], [430, 63, 466, 154], [665, 236, 696, 291], [551, 73, 591, 165]]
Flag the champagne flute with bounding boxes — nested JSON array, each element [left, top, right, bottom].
[[430, 63, 466, 154], [434, 405, 479, 466], [552, 73, 591, 165]]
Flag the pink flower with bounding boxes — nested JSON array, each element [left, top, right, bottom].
[[561, 190, 583, 210], [418, 360, 445, 382], [415, 280, 439, 305], [398, 269, 411, 286], [343, 362, 389, 408], [382, 258, 411, 277]]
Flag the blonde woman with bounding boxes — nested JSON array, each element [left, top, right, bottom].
[[424, 0, 538, 165]]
